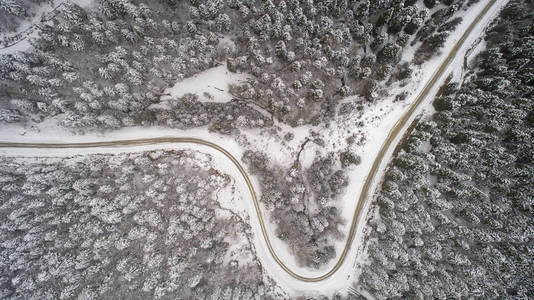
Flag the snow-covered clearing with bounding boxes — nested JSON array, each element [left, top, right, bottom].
[[162, 62, 250, 103], [0, 0, 508, 297]]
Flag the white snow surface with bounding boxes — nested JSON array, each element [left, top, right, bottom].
[[162, 62, 250, 103], [0, 0, 508, 297]]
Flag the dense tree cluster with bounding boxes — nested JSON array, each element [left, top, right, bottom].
[[412, 0, 472, 63], [0, 150, 280, 299], [227, 0, 432, 123], [0, 0, 240, 130], [142, 93, 272, 135], [243, 148, 351, 268], [0, 0, 46, 35], [357, 1, 534, 297], [0, 0, 499, 282], [0, 0, 475, 131]]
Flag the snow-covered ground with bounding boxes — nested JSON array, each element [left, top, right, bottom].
[[0, 0, 508, 296], [162, 62, 250, 103]]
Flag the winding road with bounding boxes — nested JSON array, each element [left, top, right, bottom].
[[0, 0, 501, 284]]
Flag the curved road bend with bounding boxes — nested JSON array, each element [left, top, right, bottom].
[[0, 0, 498, 283]]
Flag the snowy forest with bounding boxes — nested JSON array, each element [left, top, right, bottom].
[[0, 150, 285, 299], [0, 0, 483, 270], [356, 0, 534, 297], [1, 0, 473, 130], [0, 0, 533, 299]]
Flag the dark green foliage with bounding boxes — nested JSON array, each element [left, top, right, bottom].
[[98, 0, 128, 18], [404, 19, 420, 35], [441, 82, 460, 96], [414, 32, 449, 64], [413, 4, 468, 63], [376, 64, 393, 80], [526, 110, 534, 127], [361, 78, 378, 100], [424, 0, 437, 8], [433, 96, 454, 111], [450, 131, 468, 144], [396, 33, 410, 47], [284, 132, 294, 141], [500, 2, 527, 21], [438, 17, 463, 33], [432, 7, 461, 26], [396, 64, 413, 80], [416, 23, 437, 42], [328, 170, 348, 195], [340, 151, 361, 167], [425, 32, 449, 51], [376, 8, 394, 28], [377, 42, 400, 63]]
